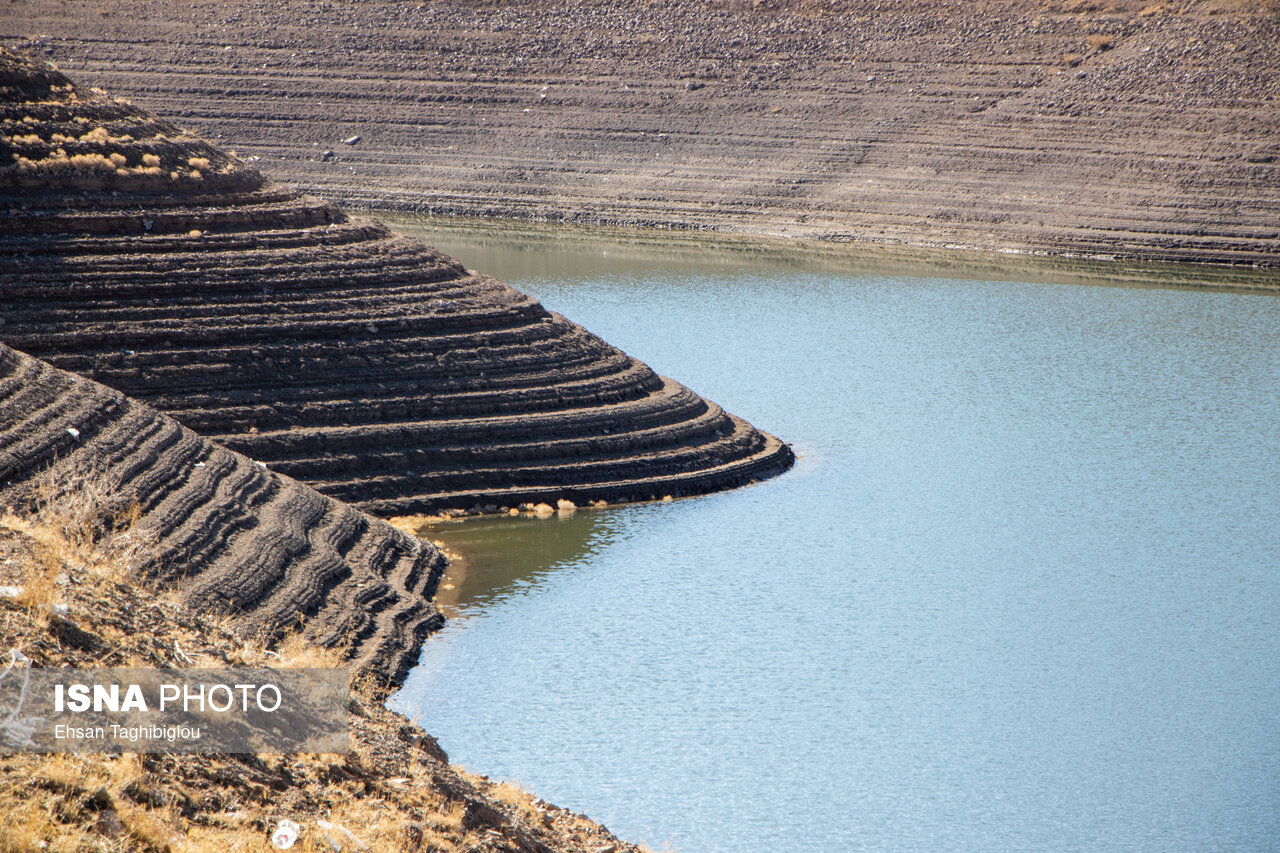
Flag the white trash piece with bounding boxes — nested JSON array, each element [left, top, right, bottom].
[[271, 819, 300, 850], [316, 819, 366, 851]]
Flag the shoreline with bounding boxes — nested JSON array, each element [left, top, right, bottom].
[[378, 210, 1280, 294]]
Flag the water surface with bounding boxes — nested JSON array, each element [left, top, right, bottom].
[[390, 221, 1280, 853]]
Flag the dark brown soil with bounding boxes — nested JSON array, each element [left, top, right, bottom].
[[0, 47, 795, 516], [0, 342, 447, 687], [5, 0, 1278, 266]]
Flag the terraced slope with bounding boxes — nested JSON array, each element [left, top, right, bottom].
[[0, 48, 794, 515], [0, 343, 446, 684], [5, 0, 1278, 266]]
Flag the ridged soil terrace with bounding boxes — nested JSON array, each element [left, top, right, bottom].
[[0, 47, 795, 516], [6, 0, 1278, 266], [0, 342, 447, 685]]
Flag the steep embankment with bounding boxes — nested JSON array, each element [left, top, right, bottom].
[[0, 47, 794, 516], [4, 0, 1278, 265], [0, 342, 446, 686]]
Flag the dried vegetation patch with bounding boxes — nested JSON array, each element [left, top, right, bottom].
[[0, 472, 644, 853]]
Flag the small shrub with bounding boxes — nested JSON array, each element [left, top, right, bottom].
[[1088, 33, 1114, 51], [68, 152, 114, 173], [78, 126, 110, 144]]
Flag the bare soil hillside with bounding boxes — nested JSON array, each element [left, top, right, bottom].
[[0, 46, 794, 517], [5, 0, 1278, 265]]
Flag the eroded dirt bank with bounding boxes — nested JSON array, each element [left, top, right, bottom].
[[5, 0, 1278, 266]]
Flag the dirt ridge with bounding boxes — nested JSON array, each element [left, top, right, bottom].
[[0, 341, 447, 687], [5, 0, 1277, 266], [0, 46, 795, 515]]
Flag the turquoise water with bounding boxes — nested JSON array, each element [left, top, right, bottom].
[[390, 223, 1280, 853]]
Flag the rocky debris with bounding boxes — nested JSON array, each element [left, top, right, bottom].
[[0, 47, 795, 516], [5, 0, 1277, 266]]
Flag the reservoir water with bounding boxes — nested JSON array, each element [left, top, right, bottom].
[[387, 220, 1280, 853]]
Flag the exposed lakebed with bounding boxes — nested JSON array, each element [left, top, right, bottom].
[[389, 221, 1280, 853]]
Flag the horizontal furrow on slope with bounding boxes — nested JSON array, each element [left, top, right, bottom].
[[0, 47, 794, 516], [357, 425, 792, 516], [9, 307, 559, 358], [226, 375, 704, 449], [0, 342, 447, 685], [23, 323, 651, 410], [313, 426, 771, 504], [3, 281, 546, 341], [39, 338, 644, 418], [0, 260, 497, 317], [0, 197, 341, 237], [261, 423, 756, 500], [178, 361, 663, 433], [0, 232, 467, 287], [38, 317, 596, 379]]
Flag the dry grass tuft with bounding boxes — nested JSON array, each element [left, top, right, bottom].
[[272, 631, 348, 669], [78, 125, 110, 144], [1087, 33, 1114, 51], [488, 777, 544, 824], [0, 462, 154, 619], [12, 462, 152, 576]]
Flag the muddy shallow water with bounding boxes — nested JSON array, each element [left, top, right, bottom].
[[390, 221, 1280, 853]]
